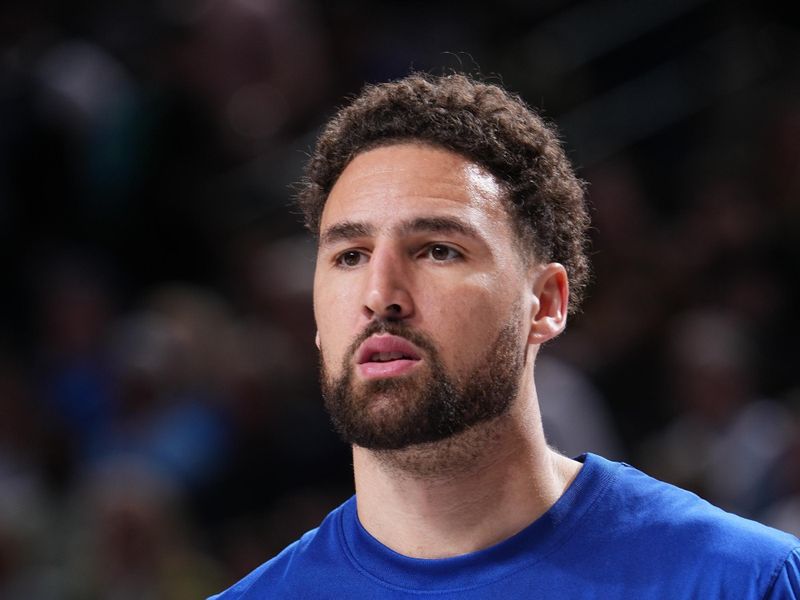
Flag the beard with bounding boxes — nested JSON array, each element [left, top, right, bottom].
[[319, 314, 526, 451]]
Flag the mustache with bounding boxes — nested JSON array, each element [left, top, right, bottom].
[[345, 319, 438, 362]]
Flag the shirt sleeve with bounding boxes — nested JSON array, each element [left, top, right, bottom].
[[763, 547, 800, 600]]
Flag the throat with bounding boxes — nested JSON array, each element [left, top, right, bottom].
[[353, 420, 566, 560]]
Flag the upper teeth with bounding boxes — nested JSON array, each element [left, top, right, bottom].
[[370, 351, 405, 362]]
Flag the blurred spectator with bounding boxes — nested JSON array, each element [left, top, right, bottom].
[[640, 310, 793, 516], [33, 253, 118, 476], [65, 460, 224, 599], [97, 285, 233, 491], [537, 355, 624, 460], [0, 355, 52, 598], [759, 393, 800, 537]]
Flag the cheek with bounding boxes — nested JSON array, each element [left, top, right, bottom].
[[418, 282, 514, 368], [315, 318, 348, 375], [313, 276, 358, 366]]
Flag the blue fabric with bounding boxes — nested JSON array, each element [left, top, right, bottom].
[[210, 454, 800, 598]]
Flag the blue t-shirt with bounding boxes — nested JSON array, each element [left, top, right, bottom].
[[211, 454, 800, 598]]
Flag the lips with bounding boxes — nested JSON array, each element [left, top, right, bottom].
[[355, 334, 422, 379]]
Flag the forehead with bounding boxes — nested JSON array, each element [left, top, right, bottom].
[[320, 143, 512, 233]]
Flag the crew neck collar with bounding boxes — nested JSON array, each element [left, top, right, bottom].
[[338, 453, 619, 593]]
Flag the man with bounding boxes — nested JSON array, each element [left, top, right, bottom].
[[211, 73, 800, 598]]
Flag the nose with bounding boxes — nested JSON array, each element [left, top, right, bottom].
[[363, 248, 414, 321]]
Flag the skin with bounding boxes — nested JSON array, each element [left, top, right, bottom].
[[313, 142, 582, 559]]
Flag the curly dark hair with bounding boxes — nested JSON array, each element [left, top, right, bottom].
[[296, 72, 590, 309]]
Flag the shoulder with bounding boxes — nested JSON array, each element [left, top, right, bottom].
[[586, 454, 800, 596], [606, 456, 797, 550], [764, 547, 800, 599], [208, 498, 352, 600]]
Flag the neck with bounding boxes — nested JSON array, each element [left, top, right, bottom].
[[352, 386, 581, 559]]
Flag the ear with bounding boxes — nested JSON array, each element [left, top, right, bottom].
[[315, 330, 321, 350], [528, 263, 569, 345]]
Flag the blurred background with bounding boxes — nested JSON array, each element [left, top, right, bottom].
[[1, 0, 799, 596]]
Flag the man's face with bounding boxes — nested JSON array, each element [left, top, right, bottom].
[[313, 143, 535, 449]]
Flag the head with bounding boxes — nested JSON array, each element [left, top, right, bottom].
[[299, 73, 589, 453]]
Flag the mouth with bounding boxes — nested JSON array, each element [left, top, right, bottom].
[[355, 334, 422, 379]]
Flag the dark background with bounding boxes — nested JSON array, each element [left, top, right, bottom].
[[1, 0, 800, 597]]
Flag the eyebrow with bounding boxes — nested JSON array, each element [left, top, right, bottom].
[[397, 216, 481, 240], [319, 216, 482, 248], [319, 221, 375, 248]]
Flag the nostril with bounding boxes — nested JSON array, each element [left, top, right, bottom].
[[387, 303, 402, 314]]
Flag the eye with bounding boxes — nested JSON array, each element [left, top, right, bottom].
[[335, 250, 368, 267], [425, 244, 461, 262]]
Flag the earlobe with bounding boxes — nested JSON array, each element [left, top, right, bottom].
[[528, 263, 569, 345]]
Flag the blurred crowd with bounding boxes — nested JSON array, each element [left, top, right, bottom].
[[1, 0, 799, 597]]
